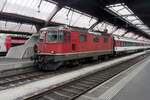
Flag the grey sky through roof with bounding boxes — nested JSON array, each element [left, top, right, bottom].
[[106, 3, 150, 36], [1, 0, 57, 20], [52, 7, 97, 28], [0, 20, 37, 33], [0, 0, 150, 42]]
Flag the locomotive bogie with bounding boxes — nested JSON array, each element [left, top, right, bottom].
[[35, 50, 113, 70]]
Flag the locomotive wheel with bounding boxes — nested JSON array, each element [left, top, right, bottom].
[[38, 58, 63, 71], [40, 61, 63, 71]]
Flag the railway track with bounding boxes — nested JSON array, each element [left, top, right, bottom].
[[0, 51, 122, 90], [0, 71, 45, 90], [0, 59, 107, 91], [0, 56, 109, 90], [0, 52, 147, 94], [25, 53, 149, 100]]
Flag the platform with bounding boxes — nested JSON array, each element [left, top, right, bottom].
[[77, 53, 150, 100], [0, 57, 33, 72], [0, 51, 146, 100]]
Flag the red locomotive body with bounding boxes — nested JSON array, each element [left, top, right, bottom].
[[33, 26, 150, 70], [35, 26, 114, 70]]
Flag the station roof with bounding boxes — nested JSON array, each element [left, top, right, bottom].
[[0, 0, 150, 41]]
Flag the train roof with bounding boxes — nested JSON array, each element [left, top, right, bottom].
[[40, 26, 110, 36], [40, 25, 88, 33]]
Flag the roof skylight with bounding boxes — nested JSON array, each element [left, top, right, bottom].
[[51, 7, 97, 29], [1, 0, 57, 20], [0, 20, 37, 33], [93, 21, 117, 34], [113, 28, 126, 36]]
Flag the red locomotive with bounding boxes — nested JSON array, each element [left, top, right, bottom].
[[33, 26, 150, 70]]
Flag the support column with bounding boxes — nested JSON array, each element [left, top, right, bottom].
[[110, 26, 119, 34], [88, 20, 102, 32], [121, 30, 130, 37], [35, 24, 43, 32]]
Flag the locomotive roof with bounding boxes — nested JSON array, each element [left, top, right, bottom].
[[40, 26, 110, 36], [40, 25, 88, 33]]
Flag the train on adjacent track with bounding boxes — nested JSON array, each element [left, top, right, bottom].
[[0, 33, 27, 55], [33, 26, 150, 70]]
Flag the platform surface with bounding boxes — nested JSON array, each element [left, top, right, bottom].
[[0, 57, 30, 64], [0, 57, 33, 71], [77, 55, 150, 100], [0, 52, 145, 100], [111, 56, 150, 100]]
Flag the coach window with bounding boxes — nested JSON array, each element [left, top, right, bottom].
[[127, 42, 129, 46], [126, 42, 128, 46], [125, 42, 127, 46], [123, 42, 126, 46], [80, 34, 87, 42]]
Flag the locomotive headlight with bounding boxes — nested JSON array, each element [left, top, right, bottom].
[[37, 50, 40, 53], [50, 50, 55, 54]]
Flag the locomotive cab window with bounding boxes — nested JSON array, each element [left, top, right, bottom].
[[39, 31, 46, 42], [46, 31, 70, 43], [47, 31, 58, 42]]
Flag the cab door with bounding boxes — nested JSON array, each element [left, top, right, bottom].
[[70, 32, 79, 51], [38, 31, 47, 53]]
